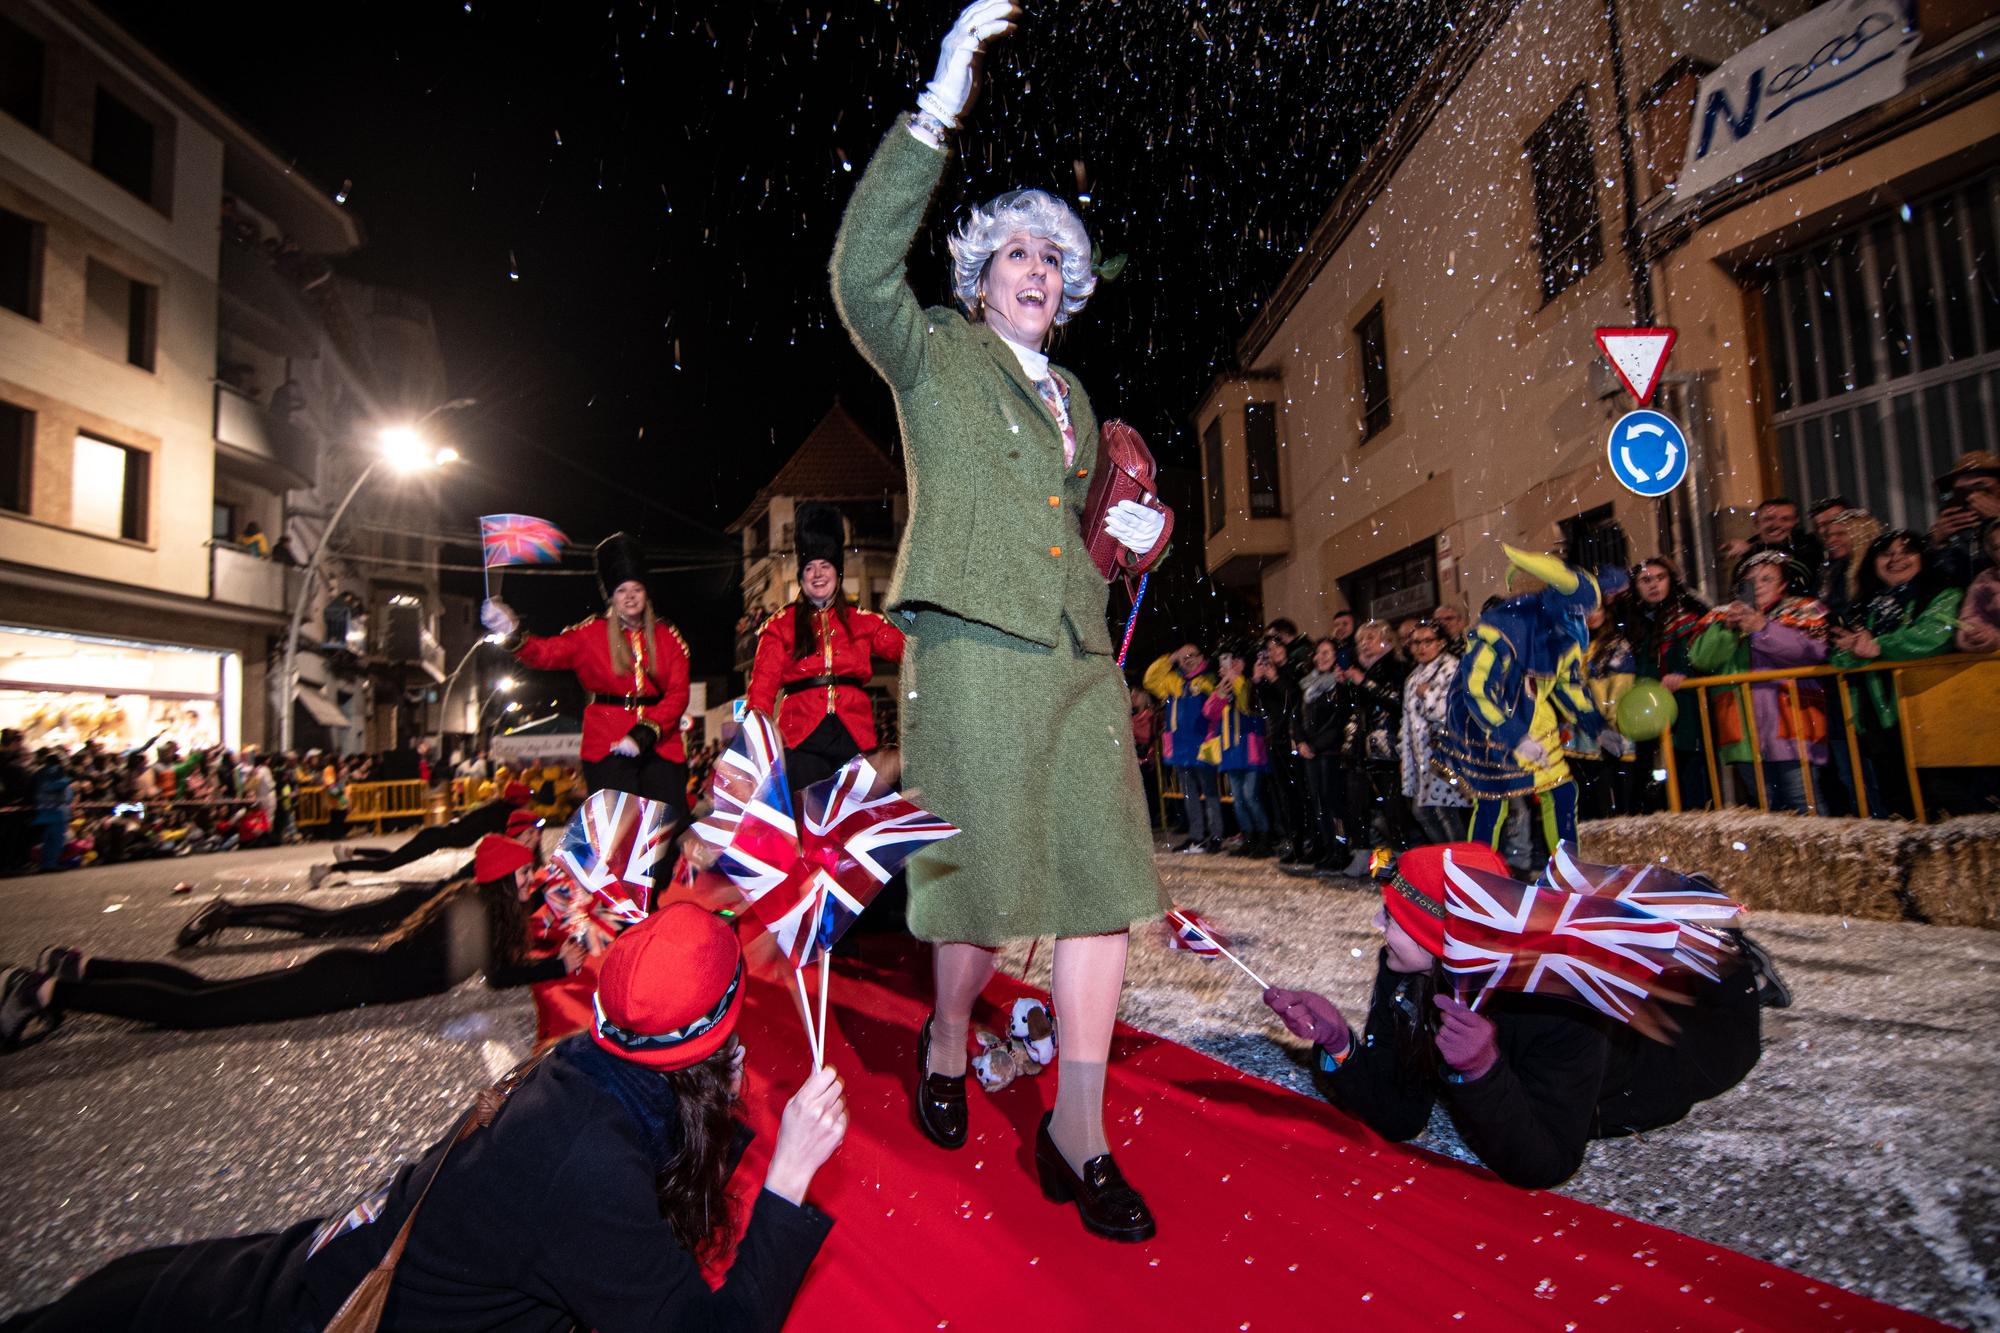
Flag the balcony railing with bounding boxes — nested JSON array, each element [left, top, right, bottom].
[[209, 541, 297, 614], [214, 382, 314, 489]]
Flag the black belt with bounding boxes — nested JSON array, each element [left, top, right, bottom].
[[781, 674, 868, 697], [588, 691, 662, 709]]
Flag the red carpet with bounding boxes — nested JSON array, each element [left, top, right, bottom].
[[717, 935, 1937, 1332]]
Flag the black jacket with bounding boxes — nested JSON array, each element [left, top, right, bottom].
[[1336, 654, 1408, 766], [1315, 956, 1761, 1189], [133, 1038, 831, 1333]]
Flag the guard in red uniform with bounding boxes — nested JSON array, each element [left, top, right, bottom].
[[747, 503, 906, 791], [482, 532, 692, 816]]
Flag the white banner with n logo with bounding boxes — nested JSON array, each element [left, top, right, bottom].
[[1679, 0, 1918, 200]]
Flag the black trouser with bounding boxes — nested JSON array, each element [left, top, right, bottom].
[[0, 1243, 185, 1332], [583, 751, 687, 824], [195, 886, 441, 940], [1595, 959, 1762, 1138], [785, 714, 861, 795], [1343, 763, 1420, 852], [52, 939, 448, 1030], [332, 802, 507, 872], [1301, 753, 1344, 856], [1264, 741, 1307, 844]]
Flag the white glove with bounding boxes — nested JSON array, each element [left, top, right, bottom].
[[481, 598, 518, 637], [609, 736, 642, 758], [1104, 499, 1165, 556], [916, 0, 1019, 127], [1513, 737, 1549, 768], [1598, 729, 1634, 759]]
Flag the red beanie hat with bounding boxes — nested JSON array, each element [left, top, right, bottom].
[[591, 902, 744, 1071], [475, 833, 535, 885], [1382, 842, 1510, 958], [502, 781, 534, 807], [505, 807, 540, 836]]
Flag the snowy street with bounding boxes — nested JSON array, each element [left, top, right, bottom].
[[0, 839, 1993, 1328]]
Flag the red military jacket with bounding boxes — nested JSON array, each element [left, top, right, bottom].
[[512, 615, 690, 764], [746, 602, 906, 751]]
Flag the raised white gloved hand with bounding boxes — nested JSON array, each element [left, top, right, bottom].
[[916, 0, 1019, 127], [1598, 729, 1634, 759], [1104, 499, 1165, 556], [480, 598, 518, 637]]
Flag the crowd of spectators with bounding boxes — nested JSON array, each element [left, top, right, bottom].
[[1135, 451, 2000, 876], [0, 735, 550, 877]]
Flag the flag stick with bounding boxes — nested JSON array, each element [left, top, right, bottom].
[[817, 949, 830, 1069], [1168, 908, 1271, 990], [791, 968, 819, 1066], [807, 891, 829, 1068]]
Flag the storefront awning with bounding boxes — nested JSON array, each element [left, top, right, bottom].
[[294, 685, 349, 728]]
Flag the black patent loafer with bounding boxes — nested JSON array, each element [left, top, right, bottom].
[[914, 1014, 968, 1149], [1033, 1111, 1156, 1242]]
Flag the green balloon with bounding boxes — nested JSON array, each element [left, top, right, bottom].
[[1615, 680, 1678, 742]]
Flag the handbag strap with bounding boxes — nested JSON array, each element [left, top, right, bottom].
[[323, 1047, 554, 1329]]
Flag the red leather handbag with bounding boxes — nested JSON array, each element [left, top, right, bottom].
[[1081, 420, 1174, 584]]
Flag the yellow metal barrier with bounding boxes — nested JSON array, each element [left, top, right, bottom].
[[294, 779, 431, 832], [1662, 652, 1999, 822]]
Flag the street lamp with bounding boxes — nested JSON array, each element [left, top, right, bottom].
[[277, 415, 467, 754]]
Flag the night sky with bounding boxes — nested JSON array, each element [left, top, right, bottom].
[[104, 0, 1456, 678]]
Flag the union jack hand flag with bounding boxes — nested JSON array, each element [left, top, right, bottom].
[[480, 513, 569, 568], [1165, 906, 1226, 960], [687, 717, 957, 969], [556, 789, 673, 925], [1542, 842, 1743, 982], [531, 863, 621, 955], [1440, 849, 1695, 1043]]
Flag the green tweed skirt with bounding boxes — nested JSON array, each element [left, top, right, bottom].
[[899, 609, 1165, 946]]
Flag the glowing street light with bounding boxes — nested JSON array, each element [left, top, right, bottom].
[[277, 402, 474, 753]]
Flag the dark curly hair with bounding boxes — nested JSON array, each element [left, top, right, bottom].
[[658, 1038, 743, 1264]]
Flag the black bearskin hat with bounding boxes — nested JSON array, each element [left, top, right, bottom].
[[595, 531, 648, 601], [794, 503, 845, 579]]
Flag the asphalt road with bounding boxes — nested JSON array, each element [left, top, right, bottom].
[[1, 838, 1995, 1329]]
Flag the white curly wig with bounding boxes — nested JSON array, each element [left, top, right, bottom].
[[947, 189, 1096, 326]]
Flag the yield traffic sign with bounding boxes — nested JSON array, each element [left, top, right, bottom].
[[1594, 327, 1677, 405], [1607, 410, 1689, 498]]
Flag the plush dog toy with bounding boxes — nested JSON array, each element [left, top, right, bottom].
[[970, 1028, 1044, 1092], [1008, 997, 1057, 1066]]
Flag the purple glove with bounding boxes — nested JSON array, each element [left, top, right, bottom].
[[1433, 993, 1499, 1080], [1262, 987, 1350, 1053]]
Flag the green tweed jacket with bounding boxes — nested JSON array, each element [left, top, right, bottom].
[[830, 121, 1114, 655]]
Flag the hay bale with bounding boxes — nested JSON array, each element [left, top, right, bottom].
[[1900, 815, 2000, 929], [1579, 811, 1909, 920]]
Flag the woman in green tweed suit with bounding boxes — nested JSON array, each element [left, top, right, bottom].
[[829, 0, 1166, 1242]]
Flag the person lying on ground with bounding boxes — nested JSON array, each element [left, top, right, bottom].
[[0, 903, 847, 1333], [0, 836, 575, 1046], [314, 780, 538, 885], [1262, 842, 1781, 1190]]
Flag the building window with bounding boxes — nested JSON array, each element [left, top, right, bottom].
[[0, 16, 45, 131], [71, 434, 147, 541], [0, 206, 41, 320], [1527, 88, 1603, 304], [1356, 304, 1391, 441], [1761, 169, 2000, 532], [1340, 540, 1438, 622], [1202, 415, 1225, 536], [92, 87, 158, 204], [213, 501, 238, 542], [1562, 505, 1629, 574], [0, 401, 30, 514], [1244, 402, 1282, 517], [84, 259, 156, 370]]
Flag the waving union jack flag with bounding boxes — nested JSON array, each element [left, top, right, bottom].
[[1165, 906, 1226, 960], [1542, 842, 1743, 982], [1441, 850, 1694, 1043], [556, 789, 673, 924], [480, 513, 569, 568], [688, 717, 957, 969]]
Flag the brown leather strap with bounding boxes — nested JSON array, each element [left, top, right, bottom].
[[321, 1047, 553, 1333]]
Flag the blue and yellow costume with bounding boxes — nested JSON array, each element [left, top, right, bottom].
[[1439, 545, 1613, 854]]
